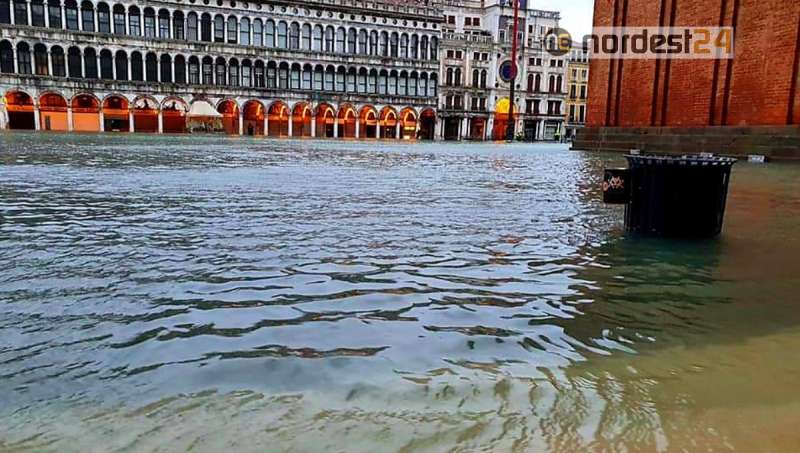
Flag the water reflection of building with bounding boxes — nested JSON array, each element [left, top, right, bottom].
[[0, 0, 441, 139], [438, 0, 566, 141]]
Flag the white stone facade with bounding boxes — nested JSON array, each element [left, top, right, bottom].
[[0, 0, 442, 139], [438, 0, 568, 141]]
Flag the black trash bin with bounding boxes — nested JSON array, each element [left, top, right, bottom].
[[612, 154, 737, 238]]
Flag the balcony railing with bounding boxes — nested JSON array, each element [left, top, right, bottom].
[[442, 32, 494, 45]]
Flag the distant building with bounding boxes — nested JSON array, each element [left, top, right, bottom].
[[575, 0, 800, 158], [0, 0, 441, 139], [438, 0, 567, 141], [565, 42, 588, 141]]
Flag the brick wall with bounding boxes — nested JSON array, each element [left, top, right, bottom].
[[586, 0, 800, 129]]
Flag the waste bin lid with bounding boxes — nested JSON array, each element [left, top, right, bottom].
[[625, 154, 737, 167]]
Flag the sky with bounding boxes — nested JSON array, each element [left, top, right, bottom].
[[533, 0, 595, 39]]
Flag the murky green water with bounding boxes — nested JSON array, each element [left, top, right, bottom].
[[1, 133, 799, 452]]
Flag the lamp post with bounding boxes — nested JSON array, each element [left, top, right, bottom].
[[505, 0, 521, 142]]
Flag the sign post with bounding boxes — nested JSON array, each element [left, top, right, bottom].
[[506, 0, 520, 142]]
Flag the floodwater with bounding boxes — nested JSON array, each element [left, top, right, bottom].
[[1, 133, 799, 452]]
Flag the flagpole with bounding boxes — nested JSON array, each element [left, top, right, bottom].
[[506, 0, 521, 142]]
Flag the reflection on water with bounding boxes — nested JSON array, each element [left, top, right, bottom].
[[1, 133, 799, 451]]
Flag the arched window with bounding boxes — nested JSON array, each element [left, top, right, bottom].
[[472, 69, 479, 88], [357, 68, 367, 93], [535, 74, 542, 92], [430, 37, 438, 59], [324, 65, 335, 91], [16, 42, 31, 74], [100, 49, 114, 79], [115, 50, 128, 81], [313, 65, 323, 90], [188, 56, 199, 84], [389, 32, 398, 57], [324, 26, 334, 52], [80, 1, 94, 31], [202, 56, 213, 84], [173, 11, 184, 40], [430, 74, 438, 97], [410, 35, 418, 59], [143, 7, 155, 37], [266, 61, 276, 88], [51, 46, 65, 76], [527, 74, 534, 91], [346, 67, 356, 92], [480, 70, 487, 88], [64, 0, 79, 30], [398, 71, 407, 96], [228, 58, 239, 86], [335, 27, 345, 53], [358, 29, 367, 54], [556, 75, 563, 93], [301, 24, 311, 50], [420, 73, 428, 98], [335, 66, 345, 92], [155, 9, 168, 39], [253, 60, 264, 87], [312, 25, 322, 51], [379, 31, 388, 56], [113, 5, 125, 35], [278, 62, 288, 89], [215, 57, 226, 85], [187, 13, 198, 40], [34, 43, 48, 75], [83, 47, 97, 78], [130, 51, 143, 81], [420, 35, 428, 60], [446, 68, 453, 86], [200, 13, 211, 42], [97, 3, 110, 33], [290, 63, 300, 89], [388, 70, 397, 95], [368, 69, 377, 93], [67, 46, 82, 77], [378, 70, 387, 94], [144, 52, 157, 81], [213, 14, 224, 42], [48, 0, 61, 29], [548, 75, 555, 93], [160, 54, 171, 83], [454, 68, 462, 87], [14, 0, 28, 25], [347, 28, 357, 54], [302, 64, 312, 90], [409, 72, 418, 96], [400, 34, 408, 59], [240, 18, 250, 45], [277, 21, 287, 48], [174, 55, 185, 84], [241, 59, 252, 87], [0, 1, 10, 24], [369, 31, 377, 55], [253, 19, 263, 46], [227, 16, 237, 43], [289, 22, 299, 49], [265, 20, 275, 47]]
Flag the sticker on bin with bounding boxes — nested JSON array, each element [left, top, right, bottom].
[[603, 169, 630, 204]]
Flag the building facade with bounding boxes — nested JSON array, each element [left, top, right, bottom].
[[575, 0, 800, 159], [438, 0, 567, 141], [0, 0, 442, 139], [564, 42, 588, 141]]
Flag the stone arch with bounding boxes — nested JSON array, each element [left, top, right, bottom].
[[5, 90, 35, 130], [216, 98, 239, 135], [161, 96, 189, 133], [315, 102, 336, 138], [418, 108, 436, 141], [267, 100, 289, 137], [242, 99, 265, 136], [292, 102, 312, 138], [399, 107, 418, 140], [38, 91, 69, 132], [102, 94, 130, 132], [132, 94, 160, 133], [359, 105, 378, 139], [71, 93, 101, 132], [379, 106, 398, 139], [337, 103, 357, 138]]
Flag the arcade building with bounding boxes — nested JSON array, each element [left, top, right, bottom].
[[0, 0, 441, 139]]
